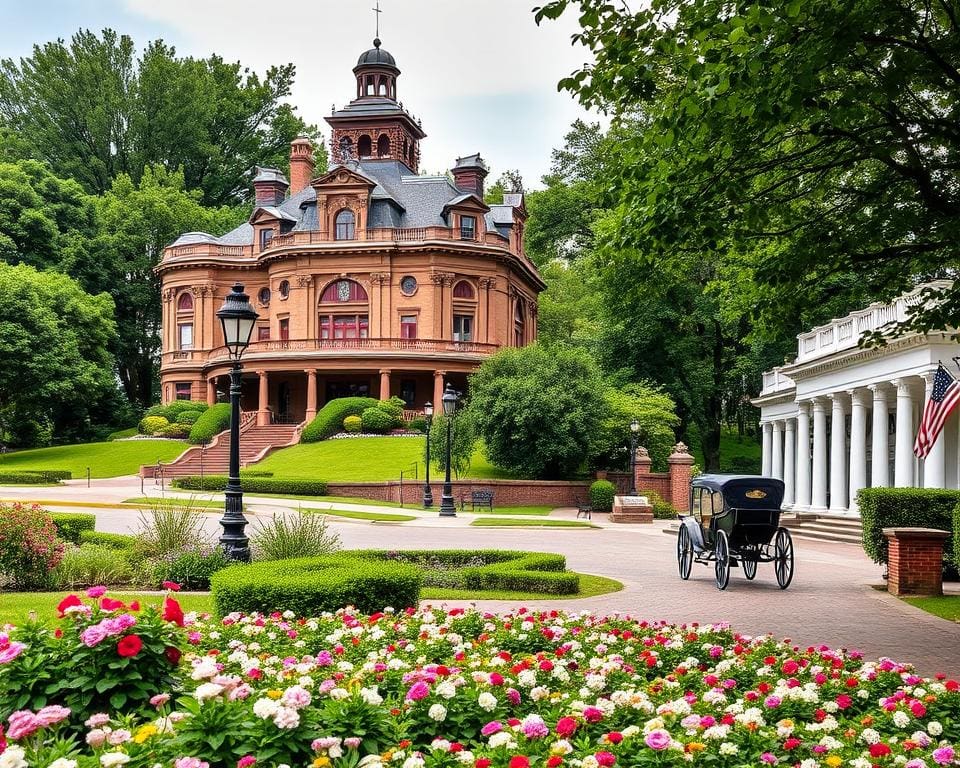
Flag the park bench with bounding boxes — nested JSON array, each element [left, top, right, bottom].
[[574, 496, 592, 520], [459, 489, 495, 513]]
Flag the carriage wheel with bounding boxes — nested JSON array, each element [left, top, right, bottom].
[[677, 526, 693, 580], [742, 553, 757, 580], [773, 527, 794, 589], [714, 529, 731, 590]]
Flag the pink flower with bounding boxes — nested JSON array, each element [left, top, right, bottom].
[[761, 753, 779, 764], [344, 737, 362, 749], [34, 705, 70, 727], [80, 625, 108, 648], [86, 585, 107, 598], [237, 757, 257, 768], [405, 681, 430, 701], [174, 759, 209, 768], [163, 581, 182, 592], [0, 642, 25, 664], [149, 694, 171, 708], [481, 721, 503, 736], [583, 707, 603, 723], [85, 713, 111, 728], [764, 695, 782, 708], [595, 752, 616, 767], [86, 728, 107, 748], [6, 710, 40, 741], [555, 716, 578, 737], [644, 729, 671, 751], [933, 747, 955, 766]]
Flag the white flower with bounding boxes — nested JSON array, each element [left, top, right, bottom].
[[581, 756, 600, 768], [860, 728, 881, 745], [329, 687, 350, 700], [435, 681, 457, 699], [194, 683, 224, 702], [0, 746, 27, 768], [402, 755, 425, 768], [800, 760, 819, 768], [487, 732, 516, 749], [850, 759, 873, 768], [99, 754, 131, 768], [253, 698, 281, 719], [893, 711, 911, 728], [190, 657, 219, 680], [927, 722, 943, 736], [273, 706, 301, 730], [719, 743, 739, 756], [478, 692, 498, 711], [48, 760, 78, 768], [360, 686, 384, 705], [430, 739, 451, 751], [428, 704, 447, 721]]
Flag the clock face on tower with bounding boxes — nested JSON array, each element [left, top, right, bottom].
[[400, 276, 417, 295]]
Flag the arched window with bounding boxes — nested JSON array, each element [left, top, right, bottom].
[[279, 280, 290, 299], [335, 209, 356, 241], [358, 134, 372, 158], [453, 280, 475, 299], [377, 134, 390, 157], [339, 136, 353, 161], [514, 297, 526, 346], [176, 291, 194, 351], [365, 76, 374, 96], [320, 279, 368, 303], [318, 280, 369, 341], [408, 142, 416, 166], [258, 287, 271, 306], [177, 292, 194, 312], [378, 79, 387, 96]]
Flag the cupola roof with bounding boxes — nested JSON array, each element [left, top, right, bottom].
[[356, 38, 397, 70]]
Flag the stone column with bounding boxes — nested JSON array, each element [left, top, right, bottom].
[[893, 378, 914, 487], [379, 369, 392, 401], [206, 379, 216, 406], [761, 422, 772, 476], [922, 372, 946, 489], [783, 418, 796, 506], [257, 370, 270, 426], [795, 402, 811, 509], [811, 398, 828, 510], [771, 421, 784, 480], [433, 370, 446, 409], [869, 384, 890, 488], [667, 442, 695, 513], [829, 393, 848, 513], [848, 389, 869, 512], [883, 528, 950, 596], [305, 369, 318, 421]]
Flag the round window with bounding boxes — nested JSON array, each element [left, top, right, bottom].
[[258, 287, 271, 305], [400, 276, 418, 296], [279, 280, 290, 299]]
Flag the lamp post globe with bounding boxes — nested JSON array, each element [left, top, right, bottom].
[[215, 283, 259, 561], [628, 418, 640, 496], [422, 401, 434, 508], [439, 384, 459, 517]]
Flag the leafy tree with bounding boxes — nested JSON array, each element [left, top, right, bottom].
[[597, 383, 679, 472], [0, 263, 117, 447], [536, 259, 603, 351], [484, 169, 525, 203], [467, 345, 609, 479], [0, 29, 322, 205], [534, 0, 960, 337], [427, 412, 476, 479]]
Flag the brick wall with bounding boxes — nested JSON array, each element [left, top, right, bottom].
[[326, 479, 593, 507], [884, 527, 950, 596]]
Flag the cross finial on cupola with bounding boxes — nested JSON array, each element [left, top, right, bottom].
[[373, 0, 382, 39]]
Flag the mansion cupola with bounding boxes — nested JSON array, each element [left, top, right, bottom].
[[326, 38, 426, 173]]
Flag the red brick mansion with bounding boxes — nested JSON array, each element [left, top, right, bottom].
[[157, 38, 544, 425]]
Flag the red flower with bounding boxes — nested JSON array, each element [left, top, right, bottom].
[[165, 646, 182, 665], [101, 597, 126, 611], [607, 732, 623, 744], [163, 597, 185, 626], [782, 660, 799, 675], [595, 752, 616, 767], [489, 672, 505, 686], [475, 760, 492, 768], [163, 581, 181, 591], [117, 634, 143, 658], [547, 757, 563, 768], [509, 757, 530, 768], [129, 601, 140, 611], [783, 738, 802, 751], [556, 717, 578, 737], [56, 594, 82, 617], [836, 694, 853, 709], [869, 744, 891, 758]]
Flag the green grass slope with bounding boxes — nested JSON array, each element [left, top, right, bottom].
[[0, 440, 188, 479]]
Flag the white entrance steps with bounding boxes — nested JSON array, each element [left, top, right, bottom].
[[662, 512, 863, 547]]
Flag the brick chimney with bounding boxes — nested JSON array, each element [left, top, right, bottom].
[[452, 153, 488, 199], [289, 136, 315, 195], [252, 167, 289, 206]]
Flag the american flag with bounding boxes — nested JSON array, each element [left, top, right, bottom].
[[914, 364, 960, 459]]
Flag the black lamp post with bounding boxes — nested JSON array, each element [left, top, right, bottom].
[[422, 401, 434, 508], [438, 384, 458, 517], [216, 283, 259, 561], [628, 418, 640, 496]]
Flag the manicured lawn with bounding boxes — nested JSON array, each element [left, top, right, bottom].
[[470, 517, 597, 528], [0, 591, 214, 625], [0, 441, 188, 479], [478, 505, 554, 516], [256, 437, 517, 481], [904, 595, 960, 622], [122, 497, 233, 510], [317, 509, 417, 522], [423, 574, 622, 601]]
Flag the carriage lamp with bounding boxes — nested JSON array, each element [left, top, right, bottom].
[[439, 384, 459, 517]]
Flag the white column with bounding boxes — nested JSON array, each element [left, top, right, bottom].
[[923, 372, 946, 489], [829, 393, 848, 512], [893, 378, 915, 487], [811, 398, 828, 510], [848, 389, 869, 512], [869, 384, 890, 488], [761, 422, 772, 477], [795, 402, 811, 509], [772, 421, 784, 480], [783, 418, 796, 506]]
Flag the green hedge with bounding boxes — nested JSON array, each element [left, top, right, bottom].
[[188, 403, 232, 444], [212, 554, 422, 616], [50, 513, 96, 544], [857, 487, 958, 565], [954, 503, 960, 570], [590, 479, 616, 512], [301, 397, 379, 442], [79, 530, 136, 549], [172, 475, 328, 495], [0, 469, 72, 483]]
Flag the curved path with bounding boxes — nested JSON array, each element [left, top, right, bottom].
[[3, 478, 959, 676]]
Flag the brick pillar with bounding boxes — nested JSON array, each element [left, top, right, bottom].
[[883, 527, 950, 596], [668, 442, 695, 513], [257, 371, 270, 426], [305, 369, 317, 421], [634, 447, 652, 491]]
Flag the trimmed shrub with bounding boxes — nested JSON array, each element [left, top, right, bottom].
[[343, 415, 363, 433], [50, 513, 96, 544], [407, 416, 427, 433], [0, 503, 65, 588], [157, 423, 190, 438], [79, 530, 136, 549], [361, 407, 394, 434], [172, 475, 328, 495], [188, 403, 231, 444], [301, 396, 379, 442], [590, 479, 616, 513], [53, 543, 134, 589], [212, 554, 422, 616], [146, 400, 210, 422], [176, 410, 203, 425], [0, 469, 71, 483], [138, 415, 169, 435], [240, 470, 274, 477], [858, 487, 958, 566], [379, 396, 406, 425]]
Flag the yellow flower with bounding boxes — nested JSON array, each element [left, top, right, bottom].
[[313, 758, 331, 768], [266, 689, 283, 700], [133, 725, 158, 744], [382, 751, 394, 762], [825, 756, 843, 768], [778, 719, 795, 729], [686, 743, 706, 753]]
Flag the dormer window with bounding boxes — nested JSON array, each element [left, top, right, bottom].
[[460, 215, 476, 241], [335, 209, 356, 241], [260, 228, 274, 250]]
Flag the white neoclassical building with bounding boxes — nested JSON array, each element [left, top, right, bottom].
[[753, 282, 959, 516]]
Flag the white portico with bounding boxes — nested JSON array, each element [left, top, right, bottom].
[[754, 282, 959, 515]]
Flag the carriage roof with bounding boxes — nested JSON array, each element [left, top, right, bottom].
[[692, 474, 785, 509]]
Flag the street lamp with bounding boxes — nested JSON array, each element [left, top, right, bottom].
[[216, 283, 259, 561], [422, 401, 434, 508], [629, 418, 640, 496], [439, 383, 459, 517]]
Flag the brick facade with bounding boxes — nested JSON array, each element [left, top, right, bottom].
[[326, 479, 592, 507], [883, 527, 951, 596]]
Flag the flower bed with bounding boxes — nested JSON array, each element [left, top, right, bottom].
[[0, 592, 958, 768]]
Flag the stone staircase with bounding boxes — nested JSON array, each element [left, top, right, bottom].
[[159, 423, 301, 477], [779, 512, 864, 545]]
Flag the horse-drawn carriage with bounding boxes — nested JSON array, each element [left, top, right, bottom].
[[677, 474, 794, 590]]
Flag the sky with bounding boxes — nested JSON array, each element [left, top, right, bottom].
[[0, 0, 603, 188]]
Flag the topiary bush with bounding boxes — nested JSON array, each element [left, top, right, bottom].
[[301, 396, 380, 442], [50, 513, 96, 544], [175, 410, 203, 425], [361, 407, 394, 434], [157, 423, 190, 438], [188, 403, 231, 444], [343, 415, 363, 433], [858, 487, 958, 566], [378, 396, 406, 425], [138, 415, 169, 435], [172, 475, 328, 495], [589, 479, 616, 512], [211, 554, 423, 616]]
